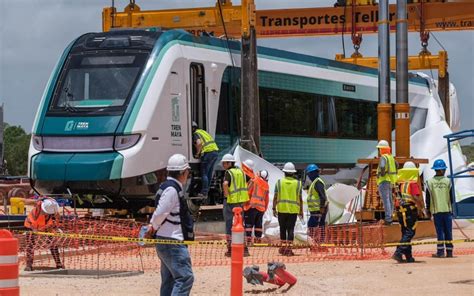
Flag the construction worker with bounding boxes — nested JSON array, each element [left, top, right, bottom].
[[23, 198, 63, 271], [244, 169, 270, 243], [392, 161, 423, 263], [242, 159, 256, 180], [147, 154, 194, 295], [426, 159, 454, 258], [376, 140, 398, 225], [305, 164, 328, 244], [273, 162, 303, 256], [221, 153, 250, 257], [192, 121, 219, 198]]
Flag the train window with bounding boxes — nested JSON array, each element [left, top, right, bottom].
[[190, 63, 206, 130]]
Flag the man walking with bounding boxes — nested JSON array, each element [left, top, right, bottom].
[[148, 154, 194, 295], [192, 121, 219, 198], [376, 140, 398, 225], [426, 159, 454, 258]]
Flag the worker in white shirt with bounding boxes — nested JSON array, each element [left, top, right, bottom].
[[147, 154, 194, 296]]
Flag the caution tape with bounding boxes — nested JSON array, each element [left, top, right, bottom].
[[23, 231, 474, 248]]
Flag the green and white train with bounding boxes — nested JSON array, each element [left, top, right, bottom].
[[28, 29, 433, 209]]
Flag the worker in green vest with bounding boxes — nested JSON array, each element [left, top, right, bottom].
[[392, 161, 423, 263], [221, 153, 250, 257], [192, 121, 219, 199], [426, 159, 454, 258], [376, 140, 398, 225], [305, 164, 328, 245], [273, 162, 303, 256]]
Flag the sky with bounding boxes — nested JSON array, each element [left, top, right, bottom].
[[0, 0, 472, 133]]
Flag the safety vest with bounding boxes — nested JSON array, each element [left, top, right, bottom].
[[244, 176, 269, 212], [194, 129, 219, 154], [377, 154, 397, 185], [307, 177, 326, 212], [227, 167, 249, 204], [426, 176, 452, 214], [276, 177, 302, 214], [397, 168, 419, 205], [241, 163, 255, 180], [24, 201, 55, 231]]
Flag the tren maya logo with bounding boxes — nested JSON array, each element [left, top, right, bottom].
[[65, 120, 89, 131]]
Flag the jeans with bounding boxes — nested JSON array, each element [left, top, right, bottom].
[[223, 200, 244, 237], [394, 205, 418, 258], [433, 212, 453, 255], [155, 240, 194, 296], [308, 211, 327, 243], [378, 181, 393, 223], [200, 151, 218, 195]]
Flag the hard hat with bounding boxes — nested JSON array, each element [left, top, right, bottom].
[[282, 162, 297, 173], [41, 199, 59, 215], [243, 159, 255, 169], [192, 121, 198, 128], [260, 170, 269, 181], [166, 154, 190, 171], [305, 164, 319, 173], [221, 153, 236, 163], [432, 159, 447, 170], [376, 140, 389, 148], [403, 161, 417, 169]]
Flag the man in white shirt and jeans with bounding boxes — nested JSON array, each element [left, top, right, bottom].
[[148, 154, 194, 296]]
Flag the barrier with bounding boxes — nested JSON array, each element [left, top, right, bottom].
[[0, 230, 19, 296], [231, 207, 244, 296]]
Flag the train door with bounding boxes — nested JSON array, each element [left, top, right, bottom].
[[189, 63, 207, 161]]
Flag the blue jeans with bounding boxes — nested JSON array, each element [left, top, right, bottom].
[[223, 199, 244, 237], [155, 240, 194, 296], [433, 212, 453, 255], [378, 181, 393, 223], [200, 151, 218, 195]]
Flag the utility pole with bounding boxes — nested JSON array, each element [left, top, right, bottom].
[[240, 0, 260, 154]]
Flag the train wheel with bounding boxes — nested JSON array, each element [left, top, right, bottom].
[[186, 199, 201, 219]]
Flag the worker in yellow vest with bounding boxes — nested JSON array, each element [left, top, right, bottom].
[[305, 164, 328, 245], [426, 159, 454, 258], [221, 153, 250, 257], [392, 161, 423, 263], [273, 162, 303, 256], [376, 140, 398, 225], [192, 121, 219, 199]]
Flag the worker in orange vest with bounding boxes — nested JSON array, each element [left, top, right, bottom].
[[244, 170, 270, 243], [23, 198, 64, 271]]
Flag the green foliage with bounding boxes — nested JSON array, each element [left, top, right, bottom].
[[462, 145, 474, 164], [4, 123, 31, 175]]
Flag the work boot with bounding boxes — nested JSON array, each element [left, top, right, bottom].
[[278, 247, 285, 255], [431, 253, 445, 258], [56, 264, 65, 269], [244, 246, 251, 257], [406, 256, 415, 263], [391, 253, 405, 263], [225, 250, 231, 257], [24, 265, 33, 272], [446, 251, 453, 258], [284, 249, 295, 257]]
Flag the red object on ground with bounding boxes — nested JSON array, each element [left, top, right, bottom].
[[273, 265, 297, 286], [260, 271, 285, 287]]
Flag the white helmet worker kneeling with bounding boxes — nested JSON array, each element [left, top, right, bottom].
[[148, 154, 195, 295]]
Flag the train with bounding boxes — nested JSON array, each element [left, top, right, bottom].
[[28, 29, 435, 211]]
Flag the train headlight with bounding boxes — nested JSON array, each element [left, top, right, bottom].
[[32, 135, 43, 151], [114, 134, 141, 151]]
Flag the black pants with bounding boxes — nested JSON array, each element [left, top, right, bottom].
[[244, 208, 264, 238], [25, 232, 62, 267], [278, 213, 297, 241], [394, 205, 418, 258]]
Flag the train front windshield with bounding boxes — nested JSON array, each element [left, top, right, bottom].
[[48, 51, 149, 114]]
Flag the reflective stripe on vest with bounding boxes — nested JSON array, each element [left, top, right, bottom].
[[399, 182, 416, 204], [276, 177, 302, 214], [194, 129, 219, 153], [427, 177, 452, 214], [228, 168, 249, 204], [308, 177, 325, 212], [377, 154, 397, 185], [245, 177, 269, 212], [24, 201, 54, 231]]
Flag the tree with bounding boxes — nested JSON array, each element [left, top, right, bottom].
[[4, 124, 31, 176]]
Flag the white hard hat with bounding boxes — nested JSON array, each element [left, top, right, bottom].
[[403, 161, 417, 169], [221, 153, 236, 163], [376, 140, 389, 148], [41, 199, 59, 215], [260, 170, 269, 181], [167, 154, 190, 171], [192, 121, 198, 128], [282, 162, 297, 173], [243, 159, 255, 169]]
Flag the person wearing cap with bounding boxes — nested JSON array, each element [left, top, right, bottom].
[[23, 198, 63, 271], [273, 162, 303, 256], [244, 169, 270, 243], [305, 164, 328, 245], [191, 122, 219, 199], [392, 161, 423, 263], [426, 159, 454, 258], [376, 140, 398, 225], [147, 154, 194, 295], [221, 153, 250, 257]]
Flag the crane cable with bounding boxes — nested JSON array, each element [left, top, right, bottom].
[[217, 0, 235, 68]]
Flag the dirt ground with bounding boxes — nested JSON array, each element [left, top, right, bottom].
[[19, 227, 474, 296]]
